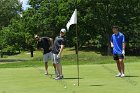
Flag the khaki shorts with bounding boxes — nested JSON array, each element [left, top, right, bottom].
[[43, 52, 52, 62], [52, 53, 60, 64]]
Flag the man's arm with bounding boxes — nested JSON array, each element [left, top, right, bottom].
[[122, 42, 126, 55], [49, 38, 53, 50], [122, 35, 126, 55], [110, 35, 114, 48], [57, 45, 64, 58], [36, 43, 43, 51], [36, 39, 44, 51], [122, 43, 126, 50]]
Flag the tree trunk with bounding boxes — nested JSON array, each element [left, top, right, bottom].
[[30, 45, 34, 57], [0, 52, 3, 58], [107, 33, 112, 56], [107, 42, 111, 56]]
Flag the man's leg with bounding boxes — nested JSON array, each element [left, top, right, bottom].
[[59, 63, 62, 76], [52, 53, 58, 76], [56, 63, 63, 76], [44, 53, 49, 75], [53, 63, 59, 76], [44, 62, 48, 75], [55, 59, 63, 79], [114, 54, 121, 76], [116, 60, 121, 74], [115, 60, 122, 77], [59, 63, 63, 76], [53, 63, 56, 71], [119, 58, 125, 77], [53, 54, 63, 80]]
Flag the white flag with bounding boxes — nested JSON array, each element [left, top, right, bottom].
[[66, 9, 77, 30]]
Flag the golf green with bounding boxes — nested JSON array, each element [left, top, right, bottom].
[[0, 62, 139, 93]]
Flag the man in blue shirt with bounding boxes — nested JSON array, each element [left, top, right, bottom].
[[111, 26, 125, 77]]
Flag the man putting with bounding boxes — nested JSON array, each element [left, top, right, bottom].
[[35, 35, 57, 75], [52, 28, 66, 80], [111, 26, 126, 77]]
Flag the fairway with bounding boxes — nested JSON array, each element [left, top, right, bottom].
[[0, 62, 139, 93]]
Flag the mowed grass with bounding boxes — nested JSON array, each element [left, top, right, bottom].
[[0, 63, 140, 93], [0, 48, 140, 93]]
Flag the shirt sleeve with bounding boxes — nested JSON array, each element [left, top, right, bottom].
[[122, 35, 125, 43], [61, 38, 66, 45]]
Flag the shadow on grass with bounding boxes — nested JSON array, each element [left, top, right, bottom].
[[89, 85, 104, 86], [0, 59, 30, 62], [52, 77, 83, 80], [63, 77, 83, 79], [125, 75, 139, 77]]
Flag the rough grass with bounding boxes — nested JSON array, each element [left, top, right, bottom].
[[0, 48, 140, 68]]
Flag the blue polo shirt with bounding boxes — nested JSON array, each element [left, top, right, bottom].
[[111, 32, 125, 54]]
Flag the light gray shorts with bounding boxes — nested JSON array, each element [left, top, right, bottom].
[[43, 52, 52, 63], [52, 53, 60, 64]]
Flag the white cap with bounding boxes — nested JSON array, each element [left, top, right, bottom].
[[60, 28, 66, 34], [34, 35, 39, 38]]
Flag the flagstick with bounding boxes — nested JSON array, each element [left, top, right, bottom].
[[74, 0, 79, 87], [76, 23, 80, 86], [66, 2, 79, 86]]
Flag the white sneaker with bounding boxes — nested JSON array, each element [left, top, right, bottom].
[[55, 76, 61, 80], [44, 72, 48, 75], [121, 74, 125, 77], [115, 73, 121, 77], [55, 75, 64, 80]]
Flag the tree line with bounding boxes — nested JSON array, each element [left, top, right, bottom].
[[0, 0, 140, 57]]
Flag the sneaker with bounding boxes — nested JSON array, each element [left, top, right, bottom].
[[55, 75, 64, 80], [44, 72, 48, 75], [60, 75, 64, 79], [121, 74, 125, 77], [115, 73, 121, 77], [55, 76, 61, 80]]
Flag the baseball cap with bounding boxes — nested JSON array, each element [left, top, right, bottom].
[[60, 28, 66, 34], [34, 35, 39, 38]]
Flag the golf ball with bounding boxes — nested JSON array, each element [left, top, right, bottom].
[[64, 86, 67, 89]]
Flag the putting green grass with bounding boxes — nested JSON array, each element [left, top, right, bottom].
[[0, 62, 139, 93]]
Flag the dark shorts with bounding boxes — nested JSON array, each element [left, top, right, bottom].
[[113, 54, 124, 60]]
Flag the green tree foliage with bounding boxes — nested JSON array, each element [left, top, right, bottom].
[[0, 0, 140, 55], [0, 0, 22, 56], [0, 0, 21, 29]]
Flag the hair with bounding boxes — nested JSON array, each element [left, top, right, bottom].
[[112, 25, 119, 29]]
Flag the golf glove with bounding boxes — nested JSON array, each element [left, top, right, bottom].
[[122, 50, 125, 55], [111, 44, 114, 48], [57, 54, 60, 58]]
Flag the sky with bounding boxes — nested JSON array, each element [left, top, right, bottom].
[[19, 0, 30, 10]]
